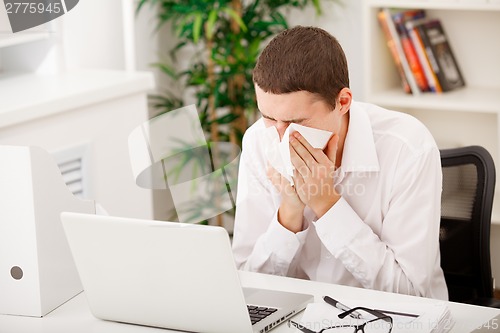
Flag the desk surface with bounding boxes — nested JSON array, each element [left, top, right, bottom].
[[1, 271, 499, 333]]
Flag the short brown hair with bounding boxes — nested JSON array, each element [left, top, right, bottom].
[[253, 26, 349, 110]]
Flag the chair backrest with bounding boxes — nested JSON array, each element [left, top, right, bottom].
[[440, 146, 496, 303]]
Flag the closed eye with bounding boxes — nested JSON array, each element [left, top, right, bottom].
[[260, 113, 306, 125], [261, 113, 276, 121]]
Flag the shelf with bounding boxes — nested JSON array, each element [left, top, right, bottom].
[[367, 0, 500, 11], [0, 70, 155, 129], [366, 86, 500, 114], [0, 32, 50, 49]]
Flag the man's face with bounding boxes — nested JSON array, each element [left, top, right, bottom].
[[255, 84, 341, 140]]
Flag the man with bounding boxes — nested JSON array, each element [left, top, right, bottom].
[[232, 26, 448, 300]]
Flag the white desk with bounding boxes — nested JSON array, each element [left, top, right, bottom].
[[1, 271, 499, 333]]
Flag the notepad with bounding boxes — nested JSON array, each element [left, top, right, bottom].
[[295, 300, 454, 333]]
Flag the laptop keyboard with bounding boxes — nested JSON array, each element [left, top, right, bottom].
[[247, 305, 278, 325]]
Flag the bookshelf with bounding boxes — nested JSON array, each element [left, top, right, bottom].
[[363, 0, 500, 224]]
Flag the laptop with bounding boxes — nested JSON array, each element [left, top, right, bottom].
[[60, 212, 313, 333]]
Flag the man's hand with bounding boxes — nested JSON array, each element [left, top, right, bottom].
[[267, 165, 305, 233], [289, 131, 341, 218]]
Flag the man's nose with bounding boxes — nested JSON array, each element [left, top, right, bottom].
[[275, 122, 290, 140]]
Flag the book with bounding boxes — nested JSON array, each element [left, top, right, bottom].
[[392, 10, 430, 93], [418, 19, 465, 92], [406, 18, 442, 93], [377, 10, 411, 94], [377, 8, 419, 95]]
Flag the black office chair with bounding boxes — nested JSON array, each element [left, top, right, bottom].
[[440, 145, 500, 307]]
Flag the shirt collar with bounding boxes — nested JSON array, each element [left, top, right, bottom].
[[340, 101, 380, 173]]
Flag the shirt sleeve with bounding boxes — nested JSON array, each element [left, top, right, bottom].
[[314, 146, 444, 298], [231, 134, 309, 276]]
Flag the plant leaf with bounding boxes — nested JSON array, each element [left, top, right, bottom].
[[135, 0, 157, 15], [192, 12, 203, 43], [222, 7, 247, 32], [205, 9, 218, 40], [151, 62, 178, 79]]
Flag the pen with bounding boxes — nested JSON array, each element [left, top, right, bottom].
[[373, 309, 419, 318], [323, 296, 363, 319]]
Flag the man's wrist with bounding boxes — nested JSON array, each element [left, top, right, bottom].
[[311, 194, 341, 219], [278, 205, 304, 233]]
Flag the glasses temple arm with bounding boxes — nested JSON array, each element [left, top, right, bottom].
[[338, 307, 392, 323]]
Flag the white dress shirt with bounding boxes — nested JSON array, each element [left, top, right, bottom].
[[232, 101, 448, 300]]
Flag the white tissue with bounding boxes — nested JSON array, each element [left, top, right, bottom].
[[264, 123, 333, 185]]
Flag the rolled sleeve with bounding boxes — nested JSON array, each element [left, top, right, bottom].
[[247, 211, 309, 275], [263, 213, 306, 263]]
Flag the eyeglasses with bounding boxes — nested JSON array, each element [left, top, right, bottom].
[[289, 307, 393, 333]]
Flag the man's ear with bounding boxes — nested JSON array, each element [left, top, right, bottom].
[[337, 88, 352, 115]]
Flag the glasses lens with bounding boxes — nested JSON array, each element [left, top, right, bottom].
[[363, 318, 392, 333]]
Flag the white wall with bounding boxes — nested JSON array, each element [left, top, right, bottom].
[[133, 1, 174, 92], [61, 0, 126, 70], [133, 1, 178, 221], [58, 0, 178, 221], [60, 0, 170, 79]]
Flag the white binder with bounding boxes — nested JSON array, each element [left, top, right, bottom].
[[0, 145, 95, 317]]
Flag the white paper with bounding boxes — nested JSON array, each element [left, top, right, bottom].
[[295, 300, 454, 333], [263, 124, 333, 185]]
